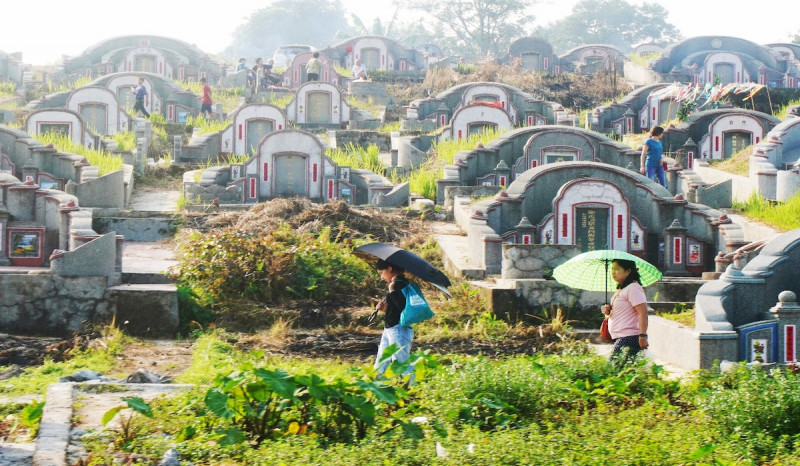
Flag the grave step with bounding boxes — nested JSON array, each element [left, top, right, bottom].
[[121, 271, 173, 285], [108, 284, 178, 337]]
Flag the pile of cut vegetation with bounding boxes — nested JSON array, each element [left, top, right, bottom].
[[200, 198, 422, 243]]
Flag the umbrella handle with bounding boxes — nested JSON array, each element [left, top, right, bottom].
[[604, 259, 609, 305]]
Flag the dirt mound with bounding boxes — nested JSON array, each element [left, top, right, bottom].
[[0, 333, 88, 368], [197, 198, 424, 243], [236, 328, 572, 361]]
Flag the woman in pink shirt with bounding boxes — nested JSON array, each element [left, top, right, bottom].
[[600, 259, 649, 365]]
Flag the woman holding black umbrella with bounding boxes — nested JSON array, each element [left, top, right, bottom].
[[601, 259, 649, 366], [372, 259, 413, 374]]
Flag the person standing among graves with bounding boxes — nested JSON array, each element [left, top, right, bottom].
[[237, 58, 254, 86], [133, 77, 150, 118], [352, 58, 368, 81], [601, 259, 649, 366], [252, 58, 267, 89], [371, 259, 413, 375], [640, 126, 666, 187], [199, 77, 213, 119], [306, 52, 321, 82]]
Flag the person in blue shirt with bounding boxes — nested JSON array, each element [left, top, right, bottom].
[[133, 77, 150, 118], [640, 125, 665, 186]]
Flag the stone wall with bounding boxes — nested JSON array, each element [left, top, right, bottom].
[[501, 244, 581, 279], [328, 130, 391, 152], [0, 274, 112, 336]]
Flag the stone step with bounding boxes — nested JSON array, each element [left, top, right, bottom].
[[121, 271, 173, 285], [108, 284, 178, 337]]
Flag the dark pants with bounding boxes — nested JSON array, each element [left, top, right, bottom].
[[200, 104, 213, 117], [306, 73, 319, 81], [610, 335, 642, 367], [133, 98, 150, 118]]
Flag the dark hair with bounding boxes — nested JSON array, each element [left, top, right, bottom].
[[312, 51, 320, 58], [376, 259, 404, 274], [613, 259, 642, 289], [239, 58, 246, 62], [650, 126, 664, 137]]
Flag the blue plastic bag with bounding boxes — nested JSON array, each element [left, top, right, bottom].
[[399, 283, 434, 326]]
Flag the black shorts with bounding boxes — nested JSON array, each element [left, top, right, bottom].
[[201, 104, 212, 114]]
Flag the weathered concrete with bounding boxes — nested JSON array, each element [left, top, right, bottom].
[[0, 274, 112, 336], [33, 383, 73, 465], [108, 284, 179, 336]]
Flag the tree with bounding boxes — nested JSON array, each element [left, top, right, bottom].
[[223, 0, 349, 62], [405, 0, 537, 58], [536, 0, 681, 54]]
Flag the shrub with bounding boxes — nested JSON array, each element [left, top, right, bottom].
[[172, 226, 379, 305], [698, 366, 800, 458]]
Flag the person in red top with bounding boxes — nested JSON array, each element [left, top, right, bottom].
[[199, 77, 213, 119]]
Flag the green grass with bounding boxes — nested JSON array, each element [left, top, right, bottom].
[[46, 76, 92, 94], [629, 52, 661, 67], [733, 191, 800, 231], [708, 144, 752, 176], [79, 332, 800, 465], [34, 131, 124, 176], [0, 82, 16, 94], [346, 96, 383, 118], [265, 93, 294, 108], [326, 143, 385, 174], [377, 121, 401, 133], [186, 114, 231, 135], [432, 128, 503, 165], [111, 131, 137, 151], [773, 97, 800, 120]]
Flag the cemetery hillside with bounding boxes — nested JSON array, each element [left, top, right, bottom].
[[2, 0, 800, 463]]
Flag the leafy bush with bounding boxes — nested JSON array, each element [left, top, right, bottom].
[[173, 226, 379, 305], [697, 365, 800, 458]]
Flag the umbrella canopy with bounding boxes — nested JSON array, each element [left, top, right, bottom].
[[354, 242, 452, 295], [552, 249, 662, 302]]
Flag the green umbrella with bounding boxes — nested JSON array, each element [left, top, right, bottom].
[[552, 249, 662, 303]]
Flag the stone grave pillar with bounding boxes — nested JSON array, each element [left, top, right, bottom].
[[682, 138, 698, 169], [22, 158, 38, 183], [494, 160, 511, 187], [769, 290, 800, 364], [664, 219, 690, 276], [58, 200, 80, 251], [0, 205, 10, 265], [172, 135, 182, 161], [514, 216, 536, 244]]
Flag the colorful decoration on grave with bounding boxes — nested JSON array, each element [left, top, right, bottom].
[[651, 82, 767, 108]]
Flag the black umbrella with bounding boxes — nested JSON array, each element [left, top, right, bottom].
[[354, 242, 452, 295]]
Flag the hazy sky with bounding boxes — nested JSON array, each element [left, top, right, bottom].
[[1, 0, 797, 65]]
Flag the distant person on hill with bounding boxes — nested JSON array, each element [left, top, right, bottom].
[[199, 77, 213, 119], [641, 125, 666, 187], [264, 59, 281, 85], [252, 58, 267, 89], [352, 58, 368, 81], [237, 58, 253, 86], [306, 51, 321, 81], [133, 77, 150, 118]]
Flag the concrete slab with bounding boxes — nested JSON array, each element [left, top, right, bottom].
[[121, 242, 177, 275], [127, 190, 180, 212]]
